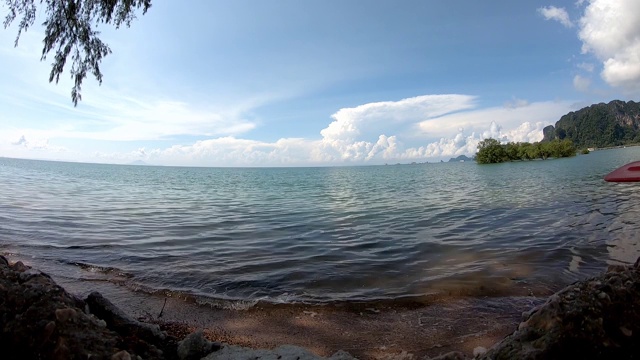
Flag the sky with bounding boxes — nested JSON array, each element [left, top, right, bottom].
[[1, 0, 639, 167]]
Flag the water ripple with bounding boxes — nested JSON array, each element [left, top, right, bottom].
[[2, 148, 640, 303]]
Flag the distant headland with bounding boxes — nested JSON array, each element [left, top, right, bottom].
[[543, 99, 640, 149], [476, 99, 640, 164]]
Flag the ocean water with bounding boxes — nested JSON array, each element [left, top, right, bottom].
[[1, 148, 640, 304]]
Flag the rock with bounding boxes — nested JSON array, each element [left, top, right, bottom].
[[0, 255, 121, 359], [202, 344, 356, 360], [0, 255, 170, 359], [478, 260, 640, 360], [177, 330, 221, 360], [11, 260, 29, 272], [86, 291, 166, 343]]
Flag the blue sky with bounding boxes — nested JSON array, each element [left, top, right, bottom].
[[1, 0, 639, 166]]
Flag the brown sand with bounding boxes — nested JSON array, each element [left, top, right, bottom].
[[50, 275, 547, 359]]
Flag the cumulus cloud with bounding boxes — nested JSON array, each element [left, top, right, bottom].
[[130, 120, 552, 166], [573, 74, 592, 92], [134, 98, 572, 165], [318, 94, 477, 162], [417, 100, 573, 139], [577, 0, 640, 91], [3, 95, 577, 166], [409, 121, 552, 160], [538, 6, 574, 28]]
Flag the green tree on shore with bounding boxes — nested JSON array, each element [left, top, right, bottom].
[[475, 138, 506, 164], [476, 138, 576, 164], [3, 0, 152, 105]]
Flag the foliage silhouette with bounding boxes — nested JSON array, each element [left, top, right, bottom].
[[4, 0, 151, 105]]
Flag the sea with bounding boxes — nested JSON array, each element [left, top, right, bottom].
[[1, 147, 639, 307]]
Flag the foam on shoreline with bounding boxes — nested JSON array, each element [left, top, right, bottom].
[[1, 253, 550, 359]]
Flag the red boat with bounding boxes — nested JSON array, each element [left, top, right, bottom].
[[604, 161, 640, 182]]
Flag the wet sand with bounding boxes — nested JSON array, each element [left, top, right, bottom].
[[51, 275, 547, 359]]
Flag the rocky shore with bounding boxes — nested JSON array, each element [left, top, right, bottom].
[[1, 254, 639, 359]]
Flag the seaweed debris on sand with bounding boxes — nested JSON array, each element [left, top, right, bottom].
[[1, 254, 640, 359]]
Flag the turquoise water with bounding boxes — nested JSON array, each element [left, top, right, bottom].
[[1, 148, 639, 303]]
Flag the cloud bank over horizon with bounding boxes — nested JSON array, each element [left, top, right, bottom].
[[2, 94, 577, 167]]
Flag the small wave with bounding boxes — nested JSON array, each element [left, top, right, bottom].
[[105, 283, 263, 310], [65, 261, 133, 278], [194, 297, 260, 310]]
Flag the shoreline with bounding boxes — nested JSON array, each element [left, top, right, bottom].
[[45, 262, 547, 359], [3, 254, 640, 359]]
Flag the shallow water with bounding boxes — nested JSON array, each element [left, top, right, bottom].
[[1, 148, 639, 303]]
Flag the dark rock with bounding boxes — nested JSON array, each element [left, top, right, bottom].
[[0, 255, 121, 359], [0, 255, 170, 360], [86, 291, 166, 343], [479, 260, 640, 360], [177, 330, 221, 360]]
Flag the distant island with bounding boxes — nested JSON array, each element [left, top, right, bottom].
[[448, 155, 474, 162], [543, 99, 640, 149]]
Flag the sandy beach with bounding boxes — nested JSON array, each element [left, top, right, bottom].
[[49, 272, 547, 359], [4, 253, 640, 360]]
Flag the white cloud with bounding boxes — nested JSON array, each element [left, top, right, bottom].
[[0, 27, 277, 143], [573, 74, 592, 92], [6, 93, 260, 142], [117, 119, 551, 166], [538, 6, 574, 28], [318, 94, 477, 162], [578, 0, 640, 91], [4, 134, 66, 153], [144, 98, 574, 165], [406, 120, 556, 161], [2, 95, 577, 166], [417, 100, 573, 139], [146, 137, 319, 167]]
